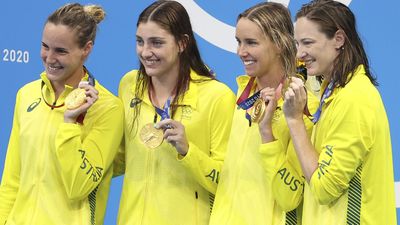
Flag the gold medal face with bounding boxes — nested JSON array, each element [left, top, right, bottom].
[[65, 88, 86, 109], [139, 123, 164, 149], [249, 98, 266, 123]]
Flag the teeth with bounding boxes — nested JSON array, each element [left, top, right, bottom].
[[304, 60, 313, 66], [144, 59, 159, 65], [244, 60, 255, 65], [48, 65, 60, 71]]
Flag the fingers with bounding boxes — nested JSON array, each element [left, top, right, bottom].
[[259, 87, 275, 103], [155, 119, 189, 155], [155, 119, 176, 130], [78, 82, 98, 106], [284, 77, 306, 101]]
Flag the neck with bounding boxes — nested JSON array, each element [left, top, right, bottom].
[[150, 76, 177, 108], [256, 70, 285, 90], [52, 67, 85, 99]]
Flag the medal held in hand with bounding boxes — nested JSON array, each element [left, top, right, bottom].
[[140, 96, 172, 148], [281, 60, 307, 97], [139, 123, 164, 149], [65, 88, 87, 109], [249, 98, 266, 123]]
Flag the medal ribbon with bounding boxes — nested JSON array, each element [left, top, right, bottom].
[[154, 96, 172, 120], [311, 80, 335, 124], [236, 77, 261, 124], [236, 77, 260, 110]]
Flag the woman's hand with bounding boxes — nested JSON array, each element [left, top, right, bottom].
[[283, 77, 307, 123], [64, 81, 98, 123], [155, 119, 189, 156], [258, 87, 278, 143]]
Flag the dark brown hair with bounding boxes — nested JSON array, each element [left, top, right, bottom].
[[130, 0, 213, 133], [296, 0, 377, 87]]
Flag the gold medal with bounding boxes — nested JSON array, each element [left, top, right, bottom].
[[139, 123, 164, 148], [249, 98, 266, 123], [65, 88, 87, 109]]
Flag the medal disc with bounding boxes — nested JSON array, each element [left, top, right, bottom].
[[65, 88, 87, 109], [139, 123, 164, 148], [249, 98, 266, 123]]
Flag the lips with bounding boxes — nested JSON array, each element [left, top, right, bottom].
[[142, 58, 160, 67], [243, 60, 256, 66], [47, 65, 63, 73]]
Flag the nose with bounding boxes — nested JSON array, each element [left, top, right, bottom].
[[296, 46, 307, 60], [138, 43, 153, 58], [237, 44, 247, 57], [41, 49, 56, 64]]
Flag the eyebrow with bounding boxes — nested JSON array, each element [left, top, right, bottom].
[[136, 35, 165, 41], [235, 37, 257, 41]]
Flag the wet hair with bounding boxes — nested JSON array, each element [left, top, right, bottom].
[[238, 2, 297, 78], [47, 3, 105, 48], [296, 0, 377, 87], [130, 0, 213, 134]]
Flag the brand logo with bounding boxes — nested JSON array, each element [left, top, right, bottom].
[[130, 97, 142, 108], [181, 106, 192, 120], [27, 98, 41, 112]]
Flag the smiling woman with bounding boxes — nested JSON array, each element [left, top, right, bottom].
[[283, 0, 397, 224], [0, 3, 124, 225], [113, 1, 236, 225]]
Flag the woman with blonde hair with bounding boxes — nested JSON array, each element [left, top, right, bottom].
[[210, 2, 318, 225]]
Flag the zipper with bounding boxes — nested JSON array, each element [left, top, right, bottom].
[[140, 149, 154, 224], [194, 191, 199, 225]]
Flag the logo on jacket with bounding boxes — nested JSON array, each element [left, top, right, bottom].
[[27, 98, 41, 112], [181, 106, 192, 120], [130, 97, 142, 108]]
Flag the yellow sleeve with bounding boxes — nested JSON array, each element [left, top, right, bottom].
[[259, 139, 304, 212], [0, 92, 21, 224], [259, 91, 317, 211], [113, 136, 126, 177], [179, 89, 236, 194], [309, 95, 370, 205], [55, 99, 124, 201]]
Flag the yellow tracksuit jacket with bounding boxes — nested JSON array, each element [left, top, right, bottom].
[[0, 72, 124, 225], [209, 75, 318, 225], [115, 69, 236, 225], [302, 65, 397, 224]]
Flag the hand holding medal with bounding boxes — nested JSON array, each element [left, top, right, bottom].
[[139, 96, 172, 149], [282, 75, 309, 121], [282, 60, 312, 119], [64, 81, 98, 123], [155, 119, 189, 156], [139, 96, 189, 155]]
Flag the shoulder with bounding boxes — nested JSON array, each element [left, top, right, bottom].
[[95, 81, 123, 109], [18, 79, 42, 95], [197, 78, 235, 98], [119, 69, 139, 90], [337, 72, 378, 106]]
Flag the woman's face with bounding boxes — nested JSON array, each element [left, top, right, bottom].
[[294, 17, 341, 77], [40, 22, 90, 85], [136, 21, 182, 79], [235, 18, 280, 79]]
